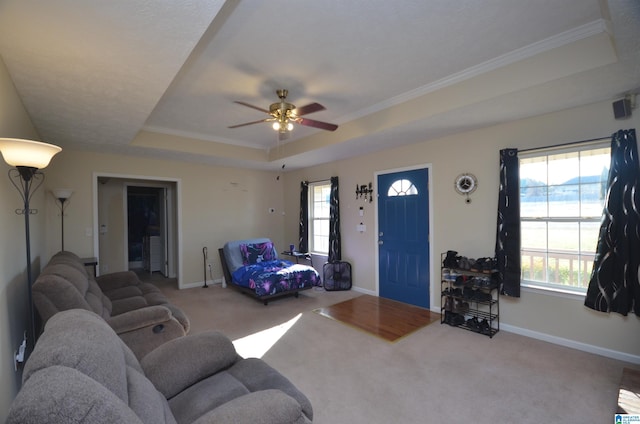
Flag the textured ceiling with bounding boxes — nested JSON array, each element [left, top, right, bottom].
[[0, 0, 638, 171]]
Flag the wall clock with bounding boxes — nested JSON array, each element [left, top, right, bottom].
[[454, 173, 477, 203]]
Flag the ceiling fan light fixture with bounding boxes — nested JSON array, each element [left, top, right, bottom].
[[230, 89, 338, 133]]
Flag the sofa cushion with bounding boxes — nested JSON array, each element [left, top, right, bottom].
[[33, 265, 112, 321], [106, 285, 172, 316], [8, 366, 147, 424], [168, 372, 250, 423], [48, 250, 91, 278], [227, 358, 314, 420], [141, 331, 239, 399], [192, 390, 310, 424], [21, 310, 175, 424]]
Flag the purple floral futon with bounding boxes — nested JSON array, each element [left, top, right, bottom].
[[232, 260, 320, 297], [223, 239, 320, 299]]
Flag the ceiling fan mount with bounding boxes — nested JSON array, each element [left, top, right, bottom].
[[229, 89, 338, 134], [269, 90, 295, 122]]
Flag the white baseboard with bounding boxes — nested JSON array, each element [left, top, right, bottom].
[[501, 323, 640, 364], [180, 278, 222, 290], [352, 286, 376, 296]]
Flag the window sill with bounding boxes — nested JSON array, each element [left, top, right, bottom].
[[521, 282, 586, 302]]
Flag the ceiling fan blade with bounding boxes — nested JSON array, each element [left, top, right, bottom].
[[234, 101, 270, 114], [297, 117, 338, 131], [293, 102, 325, 116], [228, 118, 269, 129]]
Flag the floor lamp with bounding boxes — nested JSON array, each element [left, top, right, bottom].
[[52, 189, 73, 251], [0, 138, 61, 353]]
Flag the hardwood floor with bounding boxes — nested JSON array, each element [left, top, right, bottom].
[[314, 294, 440, 342]]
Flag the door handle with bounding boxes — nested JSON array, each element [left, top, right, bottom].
[[378, 240, 383, 245]]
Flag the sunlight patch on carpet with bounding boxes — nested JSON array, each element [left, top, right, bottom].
[[233, 313, 302, 358], [313, 294, 440, 342]]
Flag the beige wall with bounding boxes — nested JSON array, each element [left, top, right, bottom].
[[283, 100, 640, 360], [0, 56, 42, 421], [43, 150, 285, 287]]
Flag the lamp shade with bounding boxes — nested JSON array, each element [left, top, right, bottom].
[[0, 138, 61, 169], [53, 188, 73, 199]]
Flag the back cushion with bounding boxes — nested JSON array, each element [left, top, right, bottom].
[[48, 251, 90, 278], [35, 263, 112, 320], [8, 366, 146, 424], [223, 238, 275, 271], [22, 310, 176, 424], [240, 242, 276, 265]]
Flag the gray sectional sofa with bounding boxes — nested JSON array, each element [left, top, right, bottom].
[[32, 251, 190, 358], [7, 309, 313, 423]]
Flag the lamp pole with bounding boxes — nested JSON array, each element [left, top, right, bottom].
[[60, 198, 65, 251], [10, 166, 42, 351], [53, 189, 73, 251], [0, 138, 62, 357]]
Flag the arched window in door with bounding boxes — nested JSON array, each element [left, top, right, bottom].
[[388, 179, 418, 197]]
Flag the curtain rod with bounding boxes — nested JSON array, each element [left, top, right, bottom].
[[518, 135, 610, 153], [302, 178, 331, 184]]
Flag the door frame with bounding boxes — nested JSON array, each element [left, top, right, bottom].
[[93, 172, 182, 285], [374, 163, 436, 311]]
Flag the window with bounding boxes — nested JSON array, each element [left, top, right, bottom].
[[309, 181, 330, 254], [519, 141, 610, 293], [388, 179, 418, 196]]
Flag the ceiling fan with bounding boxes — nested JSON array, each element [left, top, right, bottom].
[[228, 89, 338, 134]]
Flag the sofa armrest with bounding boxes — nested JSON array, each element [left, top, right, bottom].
[[106, 305, 173, 333], [141, 331, 240, 399], [96, 271, 141, 292], [192, 390, 311, 424]]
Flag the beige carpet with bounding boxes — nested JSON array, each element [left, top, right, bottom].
[[154, 277, 637, 424], [314, 294, 440, 342]]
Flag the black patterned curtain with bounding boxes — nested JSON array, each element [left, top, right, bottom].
[[585, 129, 640, 317], [299, 181, 309, 252], [328, 176, 341, 262], [495, 148, 521, 297]]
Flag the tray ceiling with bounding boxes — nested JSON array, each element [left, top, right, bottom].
[[0, 0, 638, 170]]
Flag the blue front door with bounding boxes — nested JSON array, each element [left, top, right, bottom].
[[378, 168, 430, 308]]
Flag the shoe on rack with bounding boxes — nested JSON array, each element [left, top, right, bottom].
[[443, 296, 453, 312], [453, 299, 469, 314], [475, 276, 492, 287], [447, 271, 461, 282], [453, 275, 470, 287], [466, 317, 481, 332], [479, 319, 492, 335], [452, 313, 465, 326], [443, 250, 459, 268], [444, 310, 455, 325], [482, 257, 497, 274], [462, 286, 476, 300], [458, 257, 471, 270], [470, 258, 485, 273], [474, 291, 492, 302]]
